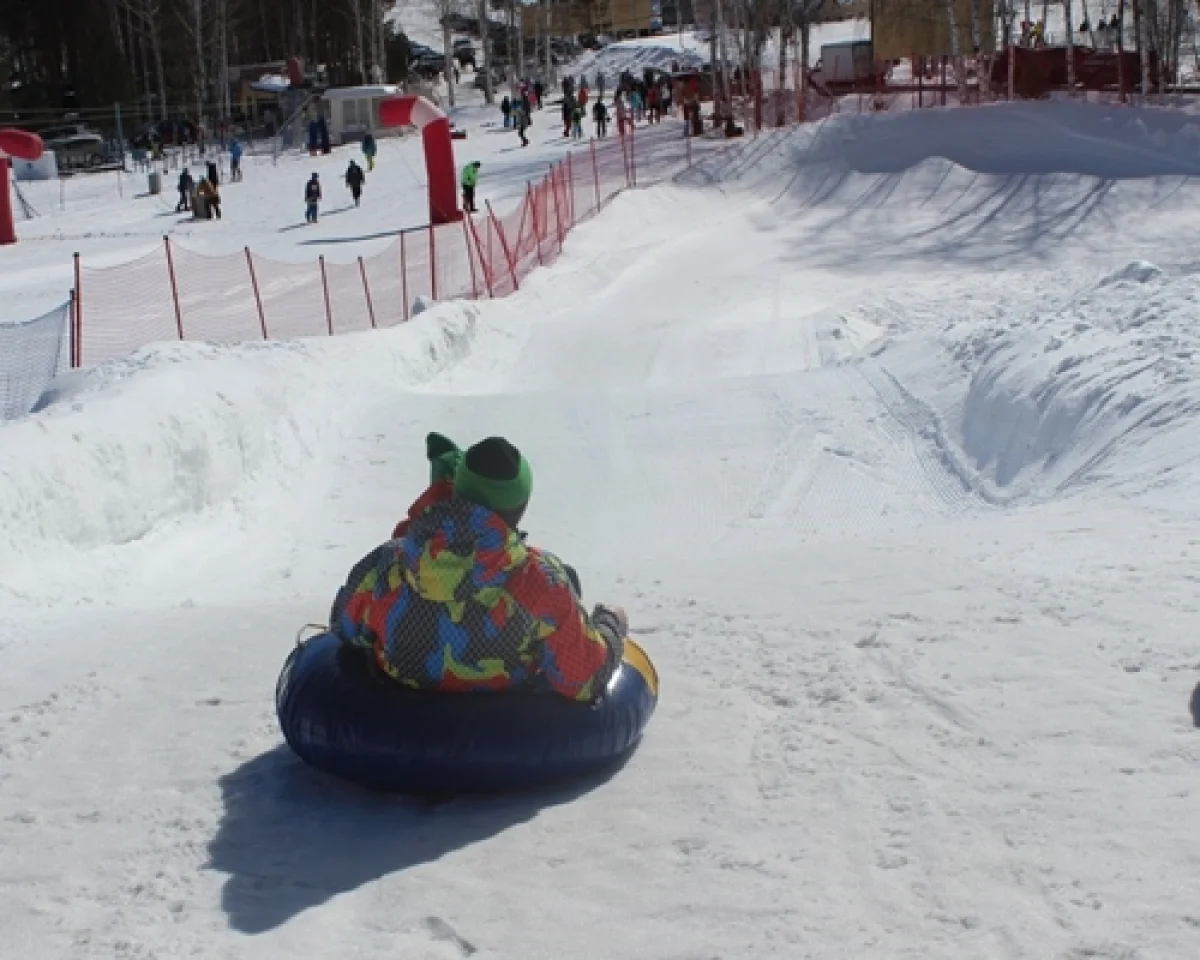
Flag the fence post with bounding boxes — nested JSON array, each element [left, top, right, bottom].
[[461, 217, 480, 300], [72, 252, 82, 367], [551, 165, 565, 252], [67, 289, 77, 370], [511, 189, 531, 278], [245, 247, 268, 339], [319, 255, 334, 335], [629, 126, 637, 188], [358, 256, 377, 329], [400, 231, 410, 322], [527, 183, 544, 267], [486, 200, 519, 293], [466, 214, 494, 299], [566, 152, 575, 227], [590, 140, 601, 214], [163, 235, 184, 340], [428, 223, 438, 302]]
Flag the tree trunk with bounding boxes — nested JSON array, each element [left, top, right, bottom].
[[479, 0, 494, 104], [777, 20, 788, 126], [443, 18, 456, 106], [1134, 0, 1150, 96], [1064, 0, 1075, 96], [149, 6, 167, 121]]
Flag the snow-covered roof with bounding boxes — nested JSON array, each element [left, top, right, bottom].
[[321, 85, 403, 100]]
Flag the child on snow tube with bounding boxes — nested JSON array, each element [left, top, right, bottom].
[[330, 434, 627, 703]]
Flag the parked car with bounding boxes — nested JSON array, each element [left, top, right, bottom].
[[40, 124, 107, 168], [453, 39, 477, 67]]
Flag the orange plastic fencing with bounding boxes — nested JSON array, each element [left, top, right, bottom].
[[73, 126, 708, 367]]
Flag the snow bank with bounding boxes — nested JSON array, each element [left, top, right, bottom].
[[952, 262, 1200, 499], [0, 302, 487, 601], [802, 100, 1200, 178], [697, 100, 1200, 205], [864, 259, 1200, 503]]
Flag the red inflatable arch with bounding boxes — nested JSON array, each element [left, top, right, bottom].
[[0, 129, 44, 245], [378, 95, 460, 225]]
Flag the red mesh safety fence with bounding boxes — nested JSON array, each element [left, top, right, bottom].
[[71, 125, 710, 370], [361, 241, 406, 327], [250, 254, 329, 339], [324, 256, 375, 335], [78, 245, 179, 365], [169, 243, 265, 344], [432, 215, 478, 304], [401, 227, 436, 308]]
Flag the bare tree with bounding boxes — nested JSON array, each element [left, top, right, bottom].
[[178, 0, 211, 123], [121, 0, 169, 121], [479, 0, 495, 104]]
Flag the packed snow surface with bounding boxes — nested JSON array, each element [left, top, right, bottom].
[[4, 101, 1200, 960]]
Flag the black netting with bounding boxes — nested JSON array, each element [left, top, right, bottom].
[[0, 301, 71, 420]]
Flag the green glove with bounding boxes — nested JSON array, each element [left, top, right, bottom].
[[426, 432, 461, 484]]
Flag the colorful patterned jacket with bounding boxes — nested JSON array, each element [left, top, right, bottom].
[[331, 482, 623, 701]]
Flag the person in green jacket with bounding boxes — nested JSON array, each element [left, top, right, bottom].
[[461, 160, 480, 214]]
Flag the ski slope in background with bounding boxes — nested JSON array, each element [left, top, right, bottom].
[[2, 102, 1200, 959]]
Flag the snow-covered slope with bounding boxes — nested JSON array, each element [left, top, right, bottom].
[[3, 100, 1200, 960]]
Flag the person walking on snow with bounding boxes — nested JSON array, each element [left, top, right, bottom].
[[461, 160, 480, 213], [229, 138, 243, 181], [305, 172, 321, 223], [501, 95, 512, 128], [345, 159, 365, 207], [515, 102, 529, 147], [593, 99, 609, 138], [331, 433, 627, 702], [176, 168, 194, 212], [362, 132, 377, 171]]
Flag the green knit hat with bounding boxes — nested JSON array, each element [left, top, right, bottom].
[[426, 431, 461, 484], [454, 437, 532, 519]]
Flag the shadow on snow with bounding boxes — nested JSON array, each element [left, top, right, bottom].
[[206, 743, 628, 933]]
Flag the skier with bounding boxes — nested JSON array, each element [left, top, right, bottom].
[[331, 433, 627, 702], [501, 95, 512, 128], [361, 131, 377, 171], [175, 168, 194, 213], [304, 172, 321, 223], [461, 160, 480, 213], [345, 159, 365, 207], [229, 138, 243, 182]]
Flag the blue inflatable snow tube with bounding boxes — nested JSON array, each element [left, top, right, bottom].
[[276, 632, 659, 794]]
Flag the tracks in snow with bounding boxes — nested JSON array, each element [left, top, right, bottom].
[[732, 355, 994, 544]]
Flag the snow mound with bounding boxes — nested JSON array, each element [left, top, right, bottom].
[[0, 303, 486, 602], [699, 101, 1200, 205], [1099, 259, 1163, 285], [802, 101, 1200, 178], [572, 40, 706, 86], [875, 261, 1200, 501]]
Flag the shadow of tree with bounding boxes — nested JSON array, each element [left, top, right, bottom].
[[206, 744, 627, 934]]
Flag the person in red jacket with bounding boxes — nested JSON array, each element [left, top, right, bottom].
[[331, 433, 626, 702]]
